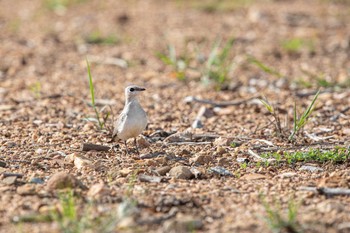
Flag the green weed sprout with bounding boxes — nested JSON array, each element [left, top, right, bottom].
[[261, 147, 349, 163], [261, 197, 302, 233], [157, 45, 188, 81], [289, 90, 320, 141], [51, 190, 117, 233], [259, 98, 283, 137], [29, 81, 42, 99], [202, 38, 235, 88], [86, 59, 111, 130], [86, 59, 103, 129], [248, 56, 283, 78]]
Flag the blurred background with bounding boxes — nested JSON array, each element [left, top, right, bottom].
[[0, 0, 349, 130]]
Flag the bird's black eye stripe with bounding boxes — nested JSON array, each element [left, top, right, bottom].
[[130, 88, 134, 92]]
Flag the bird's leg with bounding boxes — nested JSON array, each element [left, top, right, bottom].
[[124, 140, 129, 155], [134, 138, 140, 155]]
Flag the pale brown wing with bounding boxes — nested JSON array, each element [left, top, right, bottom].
[[112, 112, 126, 140]]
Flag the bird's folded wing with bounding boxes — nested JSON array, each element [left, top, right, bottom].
[[112, 112, 127, 139]]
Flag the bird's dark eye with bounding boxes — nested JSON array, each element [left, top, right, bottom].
[[130, 88, 135, 92]]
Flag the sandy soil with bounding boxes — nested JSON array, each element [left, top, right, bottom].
[[0, 0, 349, 232]]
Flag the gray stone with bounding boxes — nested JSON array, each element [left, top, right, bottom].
[[299, 165, 323, 173], [0, 160, 6, 168]]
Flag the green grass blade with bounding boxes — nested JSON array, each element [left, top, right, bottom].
[[259, 98, 274, 113], [218, 38, 234, 62], [86, 59, 95, 106], [206, 39, 220, 69], [248, 56, 283, 78], [168, 44, 176, 65], [300, 89, 320, 120]]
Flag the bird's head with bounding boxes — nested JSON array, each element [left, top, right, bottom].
[[125, 85, 146, 100]]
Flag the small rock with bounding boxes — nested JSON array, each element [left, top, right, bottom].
[[137, 136, 151, 148], [190, 154, 212, 165], [87, 183, 109, 199], [74, 154, 94, 170], [209, 166, 233, 176], [164, 131, 192, 143], [33, 120, 43, 126], [276, 172, 297, 178], [241, 173, 267, 180], [140, 152, 164, 159], [35, 148, 45, 155], [119, 168, 133, 177], [237, 158, 250, 163], [30, 177, 45, 184], [46, 172, 85, 191], [163, 215, 203, 233], [139, 174, 164, 183], [190, 167, 203, 178], [117, 216, 136, 229], [118, 199, 139, 219], [17, 184, 36, 195], [213, 137, 238, 146], [64, 153, 76, 163], [299, 165, 323, 173], [154, 166, 171, 176], [0, 160, 6, 168], [38, 205, 56, 215], [216, 146, 226, 155], [2, 176, 17, 185], [169, 166, 194, 179]]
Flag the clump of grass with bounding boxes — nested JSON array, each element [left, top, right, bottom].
[[157, 45, 189, 81], [201, 38, 235, 88], [262, 147, 349, 164], [85, 59, 111, 130], [259, 90, 320, 141], [157, 38, 235, 89], [258, 98, 283, 137], [289, 90, 320, 141], [44, 0, 88, 11], [299, 69, 337, 88], [29, 81, 42, 99], [51, 190, 117, 233], [183, 0, 254, 13], [248, 56, 283, 78], [281, 38, 315, 54], [85, 31, 119, 45], [261, 197, 302, 233]]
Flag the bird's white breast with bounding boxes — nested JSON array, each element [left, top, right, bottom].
[[117, 101, 147, 141]]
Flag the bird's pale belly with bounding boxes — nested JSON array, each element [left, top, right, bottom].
[[117, 114, 147, 141]]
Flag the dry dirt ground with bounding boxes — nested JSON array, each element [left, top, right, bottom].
[[0, 0, 350, 232]]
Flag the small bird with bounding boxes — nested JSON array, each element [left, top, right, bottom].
[[112, 85, 148, 154]]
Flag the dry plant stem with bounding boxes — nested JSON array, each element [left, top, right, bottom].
[[185, 95, 260, 107], [330, 106, 350, 121], [247, 149, 268, 162], [81, 143, 110, 152], [272, 110, 283, 136], [88, 55, 128, 68], [165, 142, 212, 146], [299, 187, 350, 196], [192, 106, 207, 128], [295, 88, 332, 97]]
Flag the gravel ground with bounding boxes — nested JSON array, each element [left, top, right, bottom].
[[0, 0, 349, 232]]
